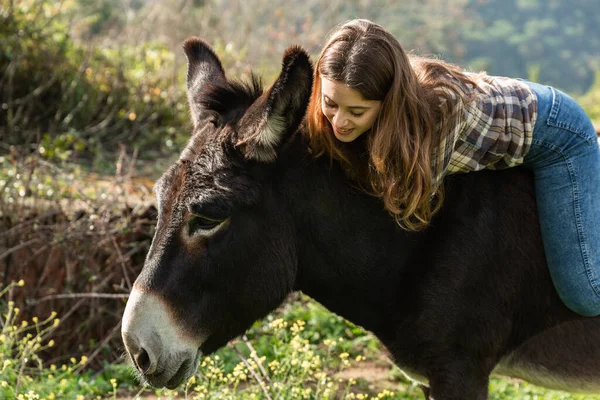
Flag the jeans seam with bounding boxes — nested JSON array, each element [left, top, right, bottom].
[[530, 138, 600, 299], [548, 87, 559, 121], [546, 87, 595, 144], [546, 121, 594, 143]]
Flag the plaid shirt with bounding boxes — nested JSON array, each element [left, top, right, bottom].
[[432, 75, 538, 189]]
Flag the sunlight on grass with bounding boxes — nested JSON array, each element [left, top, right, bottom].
[[2, 286, 600, 399]]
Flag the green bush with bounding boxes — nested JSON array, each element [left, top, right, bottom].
[[0, 281, 141, 400], [579, 70, 600, 124], [0, 0, 188, 163]]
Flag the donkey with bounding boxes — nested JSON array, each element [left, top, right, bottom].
[[121, 39, 600, 399]]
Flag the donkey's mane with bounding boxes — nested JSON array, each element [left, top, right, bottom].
[[199, 73, 264, 122], [179, 73, 266, 164]]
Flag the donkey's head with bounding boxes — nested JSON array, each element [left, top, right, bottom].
[[121, 39, 313, 388]]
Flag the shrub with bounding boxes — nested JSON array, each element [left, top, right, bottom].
[[0, 0, 188, 162]]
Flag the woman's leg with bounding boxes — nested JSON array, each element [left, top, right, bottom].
[[524, 82, 600, 316]]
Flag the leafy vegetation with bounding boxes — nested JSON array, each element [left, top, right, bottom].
[[0, 280, 128, 400], [1, 0, 188, 165], [578, 72, 600, 124], [460, 0, 600, 94], [2, 0, 599, 167], [3, 286, 600, 399], [65, 0, 600, 94]]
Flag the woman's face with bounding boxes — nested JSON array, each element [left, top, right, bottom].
[[320, 78, 382, 143]]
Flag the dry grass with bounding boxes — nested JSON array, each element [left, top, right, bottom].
[[1, 152, 157, 368]]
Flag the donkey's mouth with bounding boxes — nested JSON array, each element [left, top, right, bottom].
[[164, 357, 195, 389], [142, 352, 200, 389]]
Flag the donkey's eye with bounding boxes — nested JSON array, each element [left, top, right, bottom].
[[188, 214, 226, 237]]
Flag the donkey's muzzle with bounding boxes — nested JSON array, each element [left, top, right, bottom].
[[121, 287, 203, 388]]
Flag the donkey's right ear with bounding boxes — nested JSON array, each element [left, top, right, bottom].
[[183, 38, 227, 127]]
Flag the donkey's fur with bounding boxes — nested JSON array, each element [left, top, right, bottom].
[[121, 39, 600, 399]]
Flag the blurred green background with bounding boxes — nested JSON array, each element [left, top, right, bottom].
[[2, 0, 600, 168]]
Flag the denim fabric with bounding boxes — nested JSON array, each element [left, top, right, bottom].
[[522, 81, 600, 316]]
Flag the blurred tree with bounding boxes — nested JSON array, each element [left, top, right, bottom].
[[0, 0, 188, 160], [62, 0, 475, 83], [71, 0, 126, 39], [461, 0, 600, 93]]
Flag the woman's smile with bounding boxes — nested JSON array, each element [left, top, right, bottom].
[[334, 126, 355, 135]]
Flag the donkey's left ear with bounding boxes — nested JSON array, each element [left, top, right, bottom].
[[183, 38, 227, 128], [238, 45, 313, 162]]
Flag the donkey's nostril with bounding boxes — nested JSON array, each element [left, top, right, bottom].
[[135, 347, 151, 373], [123, 333, 156, 374]]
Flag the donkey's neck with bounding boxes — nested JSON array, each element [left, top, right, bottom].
[[278, 138, 421, 338]]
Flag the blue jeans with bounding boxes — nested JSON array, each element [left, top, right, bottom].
[[522, 81, 600, 316]]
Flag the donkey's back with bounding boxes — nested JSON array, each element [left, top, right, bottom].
[[408, 169, 600, 395]]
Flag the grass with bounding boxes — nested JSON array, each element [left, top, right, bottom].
[[2, 283, 600, 400]]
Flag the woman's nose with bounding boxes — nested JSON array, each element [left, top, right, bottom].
[[332, 112, 347, 128]]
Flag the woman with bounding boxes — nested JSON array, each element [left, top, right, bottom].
[[307, 19, 600, 316]]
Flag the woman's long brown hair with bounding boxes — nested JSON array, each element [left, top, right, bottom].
[[307, 19, 477, 230]]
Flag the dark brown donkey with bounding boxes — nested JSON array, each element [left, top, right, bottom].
[[121, 39, 600, 399]]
